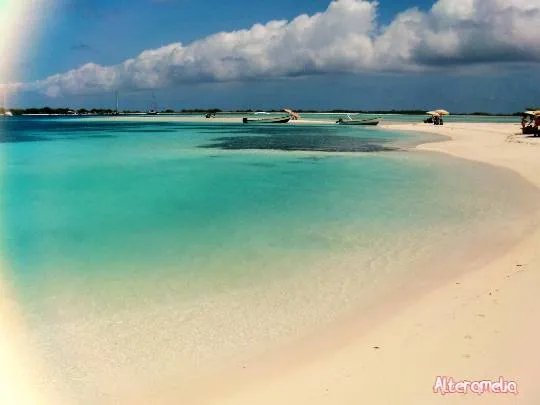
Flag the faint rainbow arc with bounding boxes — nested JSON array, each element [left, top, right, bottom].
[[1, 1, 65, 404]]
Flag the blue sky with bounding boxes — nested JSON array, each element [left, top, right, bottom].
[[10, 0, 540, 112]]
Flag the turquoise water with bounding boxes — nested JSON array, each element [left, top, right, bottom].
[[0, 116, 537, 402], [0, 116, 534, 308]]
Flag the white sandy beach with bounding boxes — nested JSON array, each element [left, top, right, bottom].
[[0, 272, 66, 405], [1, 121, 540, 404]]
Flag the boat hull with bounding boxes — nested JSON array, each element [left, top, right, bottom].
[[243, 116, 291, 124], [336, 118, 380, 126]]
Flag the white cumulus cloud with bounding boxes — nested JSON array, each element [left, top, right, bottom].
[[17, 0, 540, 97]]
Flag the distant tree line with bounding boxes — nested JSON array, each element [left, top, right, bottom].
[[464, 112, 523, 116], [2, 107, 527, 116], [176, 108, 223, 113], [3, 107, 226, 115], [5, 107, 119, 115]]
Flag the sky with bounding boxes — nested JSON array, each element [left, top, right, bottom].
[[4, 0, 540, 112]]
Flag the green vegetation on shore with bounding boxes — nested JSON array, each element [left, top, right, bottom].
[[0, 107, 524, 116]]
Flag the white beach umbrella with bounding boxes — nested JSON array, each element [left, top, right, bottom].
[[435, 109, 450, 116], [426, 111, 439, 116], [283, 108, 300, 120]]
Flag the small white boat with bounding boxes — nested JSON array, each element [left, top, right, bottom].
[[336, 115, 381, 126], [113, 91, 120, 115], [2, 89, 13, 116], [243, 115, 291, 124]]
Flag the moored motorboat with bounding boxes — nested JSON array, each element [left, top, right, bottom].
[[336, 116, 381, 126], [2, 88, 13, 116], [243, 115, 291, 124]]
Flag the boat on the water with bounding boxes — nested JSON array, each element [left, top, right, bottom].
[[113, 91, 120, 116], [336, 115, 381, 126], [243, 115, 291, 124], [2, 87, 13, 116]]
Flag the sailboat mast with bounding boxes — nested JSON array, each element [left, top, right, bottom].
[[2, 86, 12, 116], [115, 91, 119, 113]]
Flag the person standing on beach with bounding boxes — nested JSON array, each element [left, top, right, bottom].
[[521, 114, 528, 129], [534, 114, 540, 137]]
